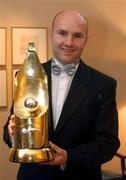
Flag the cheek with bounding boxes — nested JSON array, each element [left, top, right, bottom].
[[78, 41, 86, 50], [52, 38, 61, 47], [53, 34, 65, 45]]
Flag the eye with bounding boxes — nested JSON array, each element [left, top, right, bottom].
[[74, 33, 84, 38], [58, 30, 67, 36]]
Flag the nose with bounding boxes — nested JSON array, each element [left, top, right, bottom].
[[65, 35, 73, 46]]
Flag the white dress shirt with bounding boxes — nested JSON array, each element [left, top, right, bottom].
[[51, 59, 79, 129]]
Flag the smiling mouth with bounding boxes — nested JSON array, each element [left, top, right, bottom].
[[62, 48, 75, 54]]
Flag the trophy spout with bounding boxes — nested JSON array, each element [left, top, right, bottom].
[[9, 42, 54, 163]]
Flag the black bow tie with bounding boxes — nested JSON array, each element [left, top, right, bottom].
[[52, 63, 76, 76]]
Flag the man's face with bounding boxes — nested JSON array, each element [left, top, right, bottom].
[[50, 12, 88, 65]]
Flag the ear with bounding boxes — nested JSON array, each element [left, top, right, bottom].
[[84, 35, 90, 46], [48, 29, 52, 42]]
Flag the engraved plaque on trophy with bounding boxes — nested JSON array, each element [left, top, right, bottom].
[[9, 42, 54, 163]]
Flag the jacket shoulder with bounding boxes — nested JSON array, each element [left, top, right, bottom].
[[85, 63, 117, 85]]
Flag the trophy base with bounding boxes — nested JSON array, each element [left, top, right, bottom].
[[9, 147, 54, 163]]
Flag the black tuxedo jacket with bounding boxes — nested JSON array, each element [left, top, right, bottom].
[[3, 59, 120, 180]]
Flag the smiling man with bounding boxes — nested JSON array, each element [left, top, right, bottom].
[[4, 10, 120, 180]]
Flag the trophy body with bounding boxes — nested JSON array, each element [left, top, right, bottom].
[[9, 42, 54, 163]]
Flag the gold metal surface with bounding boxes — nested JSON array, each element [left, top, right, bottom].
[[9, 42, 54, 163], [9, 148, 54, 163]]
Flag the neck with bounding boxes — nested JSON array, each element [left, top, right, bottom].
[[53, 58, 80, 66]]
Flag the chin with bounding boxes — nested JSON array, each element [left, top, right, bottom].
[[61, 59, 74, 65]]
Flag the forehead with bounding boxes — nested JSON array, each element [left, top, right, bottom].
[[53, 12, 87, 33]]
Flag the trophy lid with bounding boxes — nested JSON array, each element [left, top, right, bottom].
[[28, 41, 36, 52], [25, 41, 40, 65], [17, 41, 44, 79]]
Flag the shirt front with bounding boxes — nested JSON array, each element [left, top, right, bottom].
[[51, 59, 79, 129]]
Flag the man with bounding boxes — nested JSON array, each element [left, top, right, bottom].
[[3, 10, 120, 180]]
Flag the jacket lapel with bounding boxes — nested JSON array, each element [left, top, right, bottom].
[[54, 60, 91, 135]]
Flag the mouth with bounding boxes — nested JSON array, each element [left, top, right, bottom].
[[61, 48, 75, 54]]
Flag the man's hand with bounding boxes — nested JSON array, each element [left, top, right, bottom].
[[8, 117, 67, 166], [47, 141, 67, 166], [8, 115, 16, 138]]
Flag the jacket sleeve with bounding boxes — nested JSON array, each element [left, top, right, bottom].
[[3, 72, 18, 148], [3, 103, 14, 148]]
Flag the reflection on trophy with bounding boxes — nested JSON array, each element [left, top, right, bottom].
[[9, 42, 54, 163]]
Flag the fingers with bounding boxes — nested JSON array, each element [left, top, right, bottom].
[[49, 141, 63, 154], [48, 142, 67, 166], [10, 114, 15, 122], [8, 115, 16, 137]]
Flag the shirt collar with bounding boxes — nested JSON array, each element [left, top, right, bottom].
[[52, 58, 80, 70]]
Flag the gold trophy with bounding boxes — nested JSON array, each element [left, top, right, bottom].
[[9, 42, 54, 163]]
